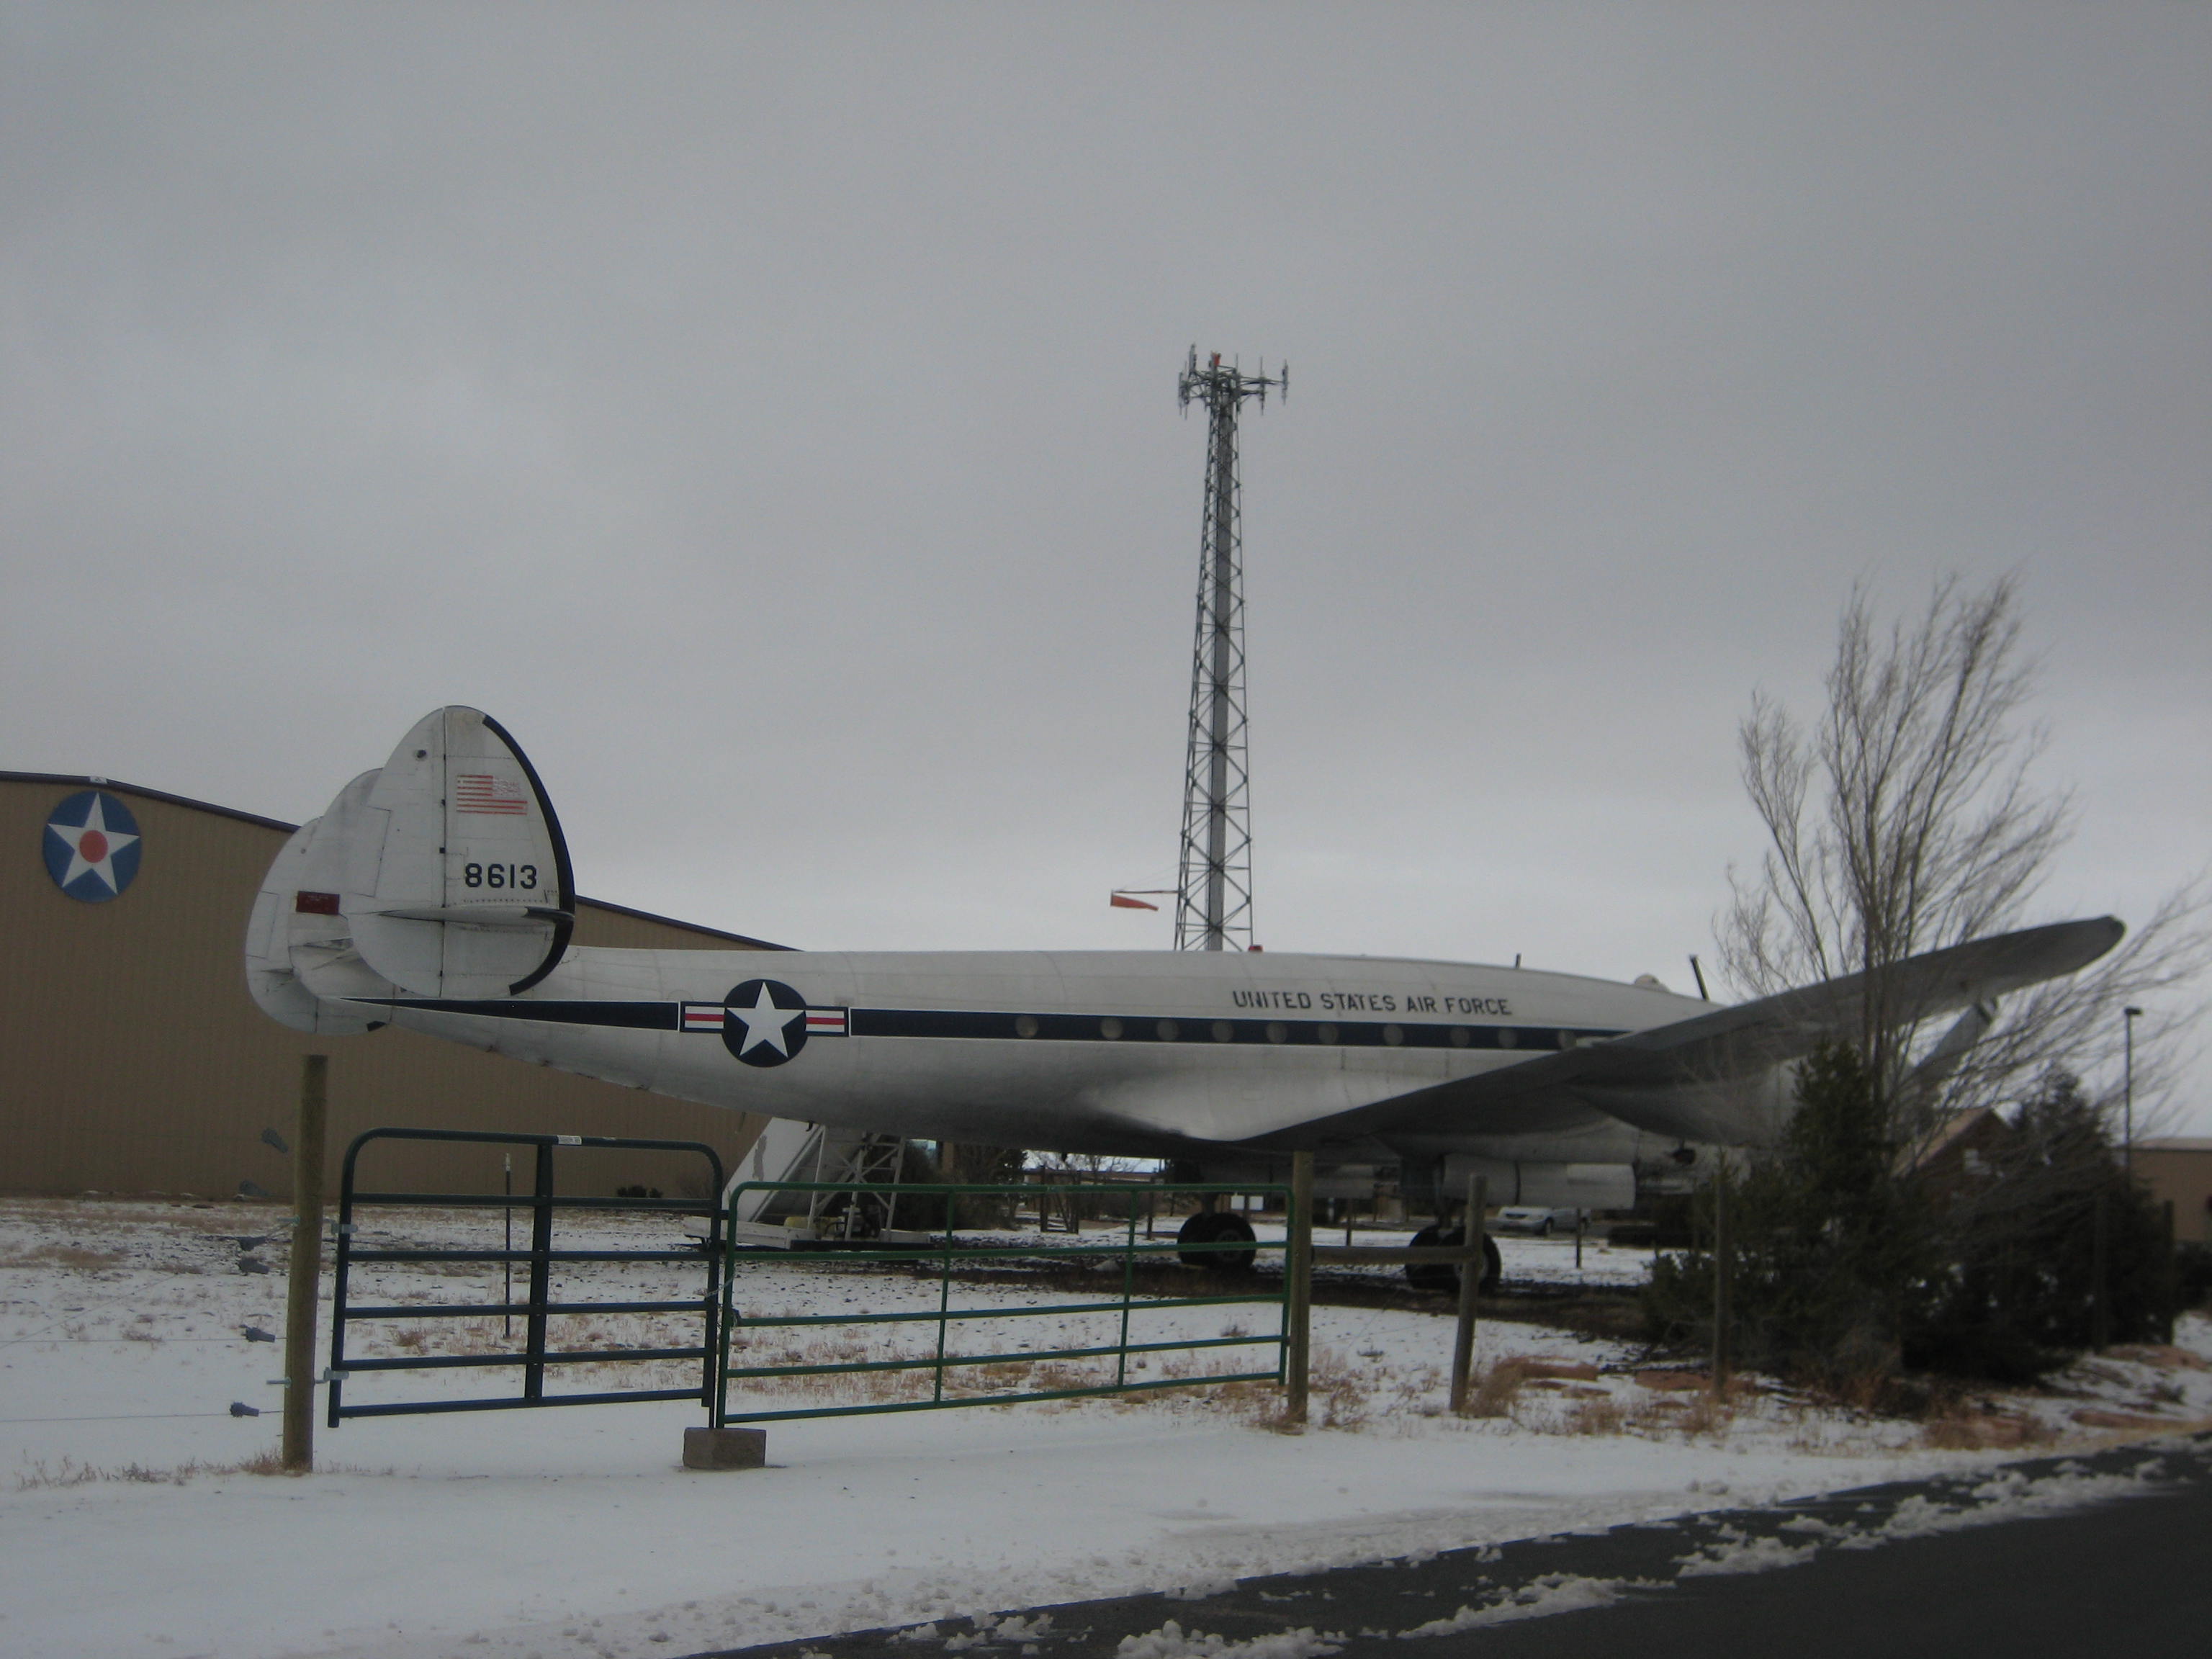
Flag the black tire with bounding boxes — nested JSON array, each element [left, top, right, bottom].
[[1537, 1219, 1552, 1238], [1405, 1227, 1503, 1295], [1177, 1209, 1258, 1272]]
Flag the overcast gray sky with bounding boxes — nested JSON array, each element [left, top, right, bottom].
[[5, 4, 2206, 1127]]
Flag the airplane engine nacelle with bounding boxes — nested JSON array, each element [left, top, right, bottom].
[[1441, 1156, 1636, 1213]]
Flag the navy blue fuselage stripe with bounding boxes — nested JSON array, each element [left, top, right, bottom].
[[386, 999, 679, 1030], [850, 1010, 1621, 1048], [379, 999, 1621, 1051]]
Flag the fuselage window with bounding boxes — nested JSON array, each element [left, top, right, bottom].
[[1265, 1022, 1288, 1044], [1449, 1025, 1473, 1047], [1382, 1023, 1404, 1046], [1100, 1016, 1124, 1039], [1014, 1015, 1040, 1038], [1156, 1018, 1180, 1041]]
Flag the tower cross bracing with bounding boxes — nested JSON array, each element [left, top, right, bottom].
[[1174, 348, 1285, 953]]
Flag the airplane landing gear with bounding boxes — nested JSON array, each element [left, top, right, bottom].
[[1404, 1225, 1501, 1295], [1177, 1209, 1258, 1272]]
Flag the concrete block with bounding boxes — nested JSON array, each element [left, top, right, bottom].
[[683, 1426, 767, 1470]]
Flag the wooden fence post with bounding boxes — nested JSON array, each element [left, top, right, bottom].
[[1285, 1152, 1313, 1426], [1712, 1166, 1732, 1393], [282, 1054, 328, 1473], [1449, 1174, 1487, 1413]]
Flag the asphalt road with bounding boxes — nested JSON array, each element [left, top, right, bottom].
[[694, 1432, 2212, 1659]]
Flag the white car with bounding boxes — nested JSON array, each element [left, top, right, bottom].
[[1491, 1205, 1583, 1236]]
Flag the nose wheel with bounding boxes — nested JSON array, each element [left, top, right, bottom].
[[1177, 1209, 1259, 1271]]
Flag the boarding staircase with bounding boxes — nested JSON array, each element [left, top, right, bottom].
[[722, 1121, 921, 1247]]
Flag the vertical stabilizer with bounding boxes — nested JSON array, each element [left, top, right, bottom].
[[244, 771, 395, 1033], [343, 708, 577, 998]]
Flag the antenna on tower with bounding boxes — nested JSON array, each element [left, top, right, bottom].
[[1173, 345, 1287, 952]]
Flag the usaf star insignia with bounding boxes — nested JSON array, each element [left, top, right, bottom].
[[696, 979, 847, 1067], [44, 790, 143, 903]]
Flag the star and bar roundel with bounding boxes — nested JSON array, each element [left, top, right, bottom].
[[43, 791, 143, 903], [682, 979, 849, 1068]]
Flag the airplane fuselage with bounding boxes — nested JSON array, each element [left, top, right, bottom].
[[375, 945, 1709, 1166]]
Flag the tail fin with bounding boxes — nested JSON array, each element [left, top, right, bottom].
[[245, 709, 576, 1023], [245, 771, 397, 1033], [346, 708, 576, 998]]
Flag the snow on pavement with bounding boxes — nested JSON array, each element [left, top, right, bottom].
[[4, 1198, 2208, 1659]]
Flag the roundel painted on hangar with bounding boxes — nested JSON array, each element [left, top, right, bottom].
[[43, 790, 143, 903]]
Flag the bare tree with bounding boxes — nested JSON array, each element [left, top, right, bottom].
[[1718, 575, 2206, 1140]]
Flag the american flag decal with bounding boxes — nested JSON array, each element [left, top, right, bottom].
[[454, 773, 529, 814]]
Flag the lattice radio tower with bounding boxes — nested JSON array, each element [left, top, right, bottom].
[[1174, 346, 1286, 952]]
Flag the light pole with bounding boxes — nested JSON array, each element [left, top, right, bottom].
[[2123, 1006, 2144, 1176]]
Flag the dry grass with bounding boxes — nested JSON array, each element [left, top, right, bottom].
[[1560, 1395, 1628, 1434], [1307, 1346, 1371, 1431], [2108, 1344, 2211, 1372], [1511, 1368, 1755, 1439], [0, 1244, 126, 1270], [1671, 1388, 1738, 1437], [12, 1452, 301, 1490], [1920, 1403, 2056, 1451], [1459, 1356, 1532, 1419]]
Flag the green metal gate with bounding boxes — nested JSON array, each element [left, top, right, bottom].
[[713, 1182, 1292, 1425], [328, 1128, 725, 1423]]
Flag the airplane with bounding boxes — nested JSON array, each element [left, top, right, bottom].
[[246, 706, 2123, 1286]]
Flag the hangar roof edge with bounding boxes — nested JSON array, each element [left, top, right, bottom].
[[569, 895, 791, 951], [5, 769, 299, 831], [3, 770, 791, 952]]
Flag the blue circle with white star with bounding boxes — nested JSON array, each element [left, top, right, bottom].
[[722, 979, 810, 1067], [43, 791, 143, 903]]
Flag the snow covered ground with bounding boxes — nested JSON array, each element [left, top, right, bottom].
[[4, 1197, 2208, 1659]]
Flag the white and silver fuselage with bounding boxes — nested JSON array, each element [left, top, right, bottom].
[[374, 946, 1707, 1164]]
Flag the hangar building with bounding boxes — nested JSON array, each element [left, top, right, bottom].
[[3, 772, 775, 1201], [2138, 1138, 2212, 1248]]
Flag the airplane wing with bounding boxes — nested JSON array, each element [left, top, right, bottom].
[[1259, 917, 2124, 1151]]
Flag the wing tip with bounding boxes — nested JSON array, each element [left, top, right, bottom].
[[2044, 914, 2126, 974]]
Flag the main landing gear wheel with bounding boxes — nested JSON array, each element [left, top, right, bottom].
[[1404, 1226, 1503, 1295], [1177, 1209, 1258, 1272]]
